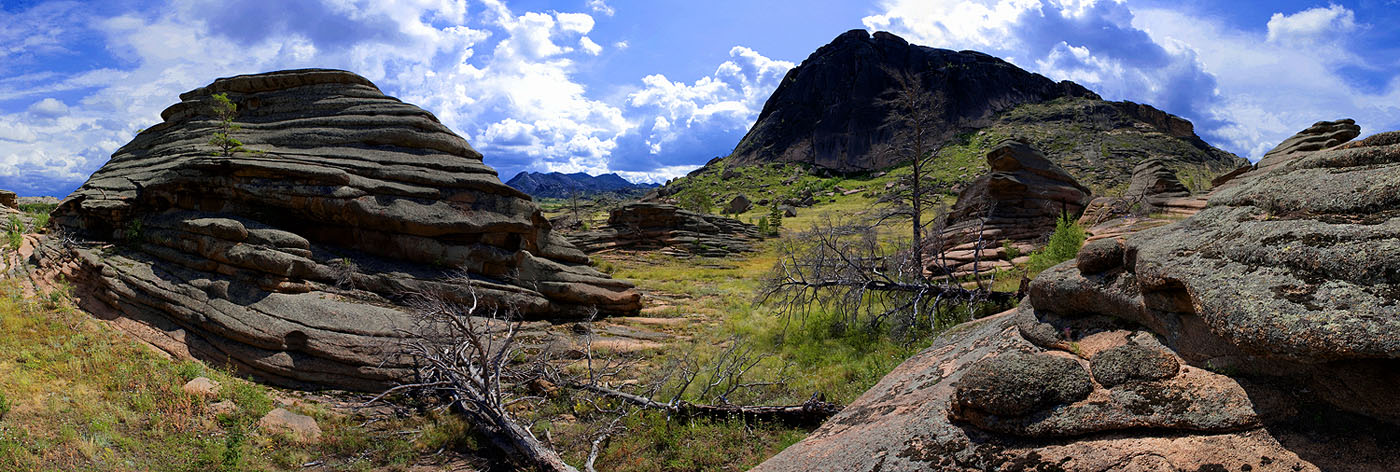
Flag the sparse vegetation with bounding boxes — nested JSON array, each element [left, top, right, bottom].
[[1026, 214, 1087, 275], [208, 93, 248, 157], [0, 279, 481, 471]]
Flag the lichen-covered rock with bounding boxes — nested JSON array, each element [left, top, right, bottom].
[[753, 311, 1315, 472], [1076, 238, 1124, 275], [35, 69, 641, 391], [953, 351, 1092, 416], [1090, 344, 1179, 388], [756, 123, 1400, 472], [569, 203, 759, 257]]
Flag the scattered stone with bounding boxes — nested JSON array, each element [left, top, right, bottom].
[[182, 377, 221, 397], [258, 407, 321, 441], [209, 400, 238, 416], [725, 194, 753, 214]]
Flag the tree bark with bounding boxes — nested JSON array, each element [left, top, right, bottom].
[[573, 383, 843, 427]]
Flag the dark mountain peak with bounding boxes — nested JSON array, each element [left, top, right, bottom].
[[505, 171, 657, 199], [729, 29, 1099, 171]]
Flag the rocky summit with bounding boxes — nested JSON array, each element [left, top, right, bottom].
[[35, 69, 641, 391], [728, 29, 1095, 172], [755, 124, 1400, 471], [569, 202, 760, 257]]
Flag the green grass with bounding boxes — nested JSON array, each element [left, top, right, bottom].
[[0, 280, 479, 471], [17, 203, 58, 215]]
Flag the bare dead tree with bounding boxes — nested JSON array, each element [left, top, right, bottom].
[[392, 283, 581, 472], [758, 70, 1015, 337], [556, 336, 842, 427], [383, 279, 845, 471], [758, 215, 1015, 337], [873, 67, 949, 271]]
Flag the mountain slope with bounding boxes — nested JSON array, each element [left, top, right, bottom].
[[728, 29, 1097, 172], [506, 171, 658, 199]]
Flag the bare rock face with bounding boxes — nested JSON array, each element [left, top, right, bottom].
[[728, 29, 1095, 172], [570, 202, 759, 257], [934, 140, 1090, 277], [0, 190, 16, 209], [35, 69, 641, 391], [756, 125, 1400, 471]]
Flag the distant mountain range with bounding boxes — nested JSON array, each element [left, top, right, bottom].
[[505, 171, 659, 199]]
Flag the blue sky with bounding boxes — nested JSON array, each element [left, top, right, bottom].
[[2, 1, 1399, 196]]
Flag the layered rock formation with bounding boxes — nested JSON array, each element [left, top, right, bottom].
[[728, 29, 1095, 172], [0, 190, 16, 210], [1078, 157, 1204, 231], [934, 140, 1090, 277], [756, 125, 1400, 471], [35, 69, 641, 391], [570, 203, 759, 257]]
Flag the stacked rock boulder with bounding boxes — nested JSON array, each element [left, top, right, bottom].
[[755, 124, 1400, 471], [934, 140, 1090, 277], [35, 69, 641, 391], [570, 202, 760, 257]]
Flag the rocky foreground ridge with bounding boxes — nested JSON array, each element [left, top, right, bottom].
[[755, 122, 1400, 471], [34, 69, 641, 391]]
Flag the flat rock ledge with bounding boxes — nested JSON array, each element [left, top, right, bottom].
[[35, 69, 641, 391]]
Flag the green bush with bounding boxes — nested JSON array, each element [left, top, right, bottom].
[[1001, 239, 1021, 260], [1026, 214, 1086, 274]]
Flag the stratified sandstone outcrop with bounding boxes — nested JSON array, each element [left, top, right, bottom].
[[728, 29, 1095, 172], [1077, 157, 1205, 233], [35, 69, 640, 391], [0, 190, 16, 210], [755, 125, 1400, 471], [569, 203, 759, 257], [934, 140, 1090, 277], [1253, 118, 1361, 174]]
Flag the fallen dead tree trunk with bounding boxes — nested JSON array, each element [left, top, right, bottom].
[[572, 383, 842, 427]]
